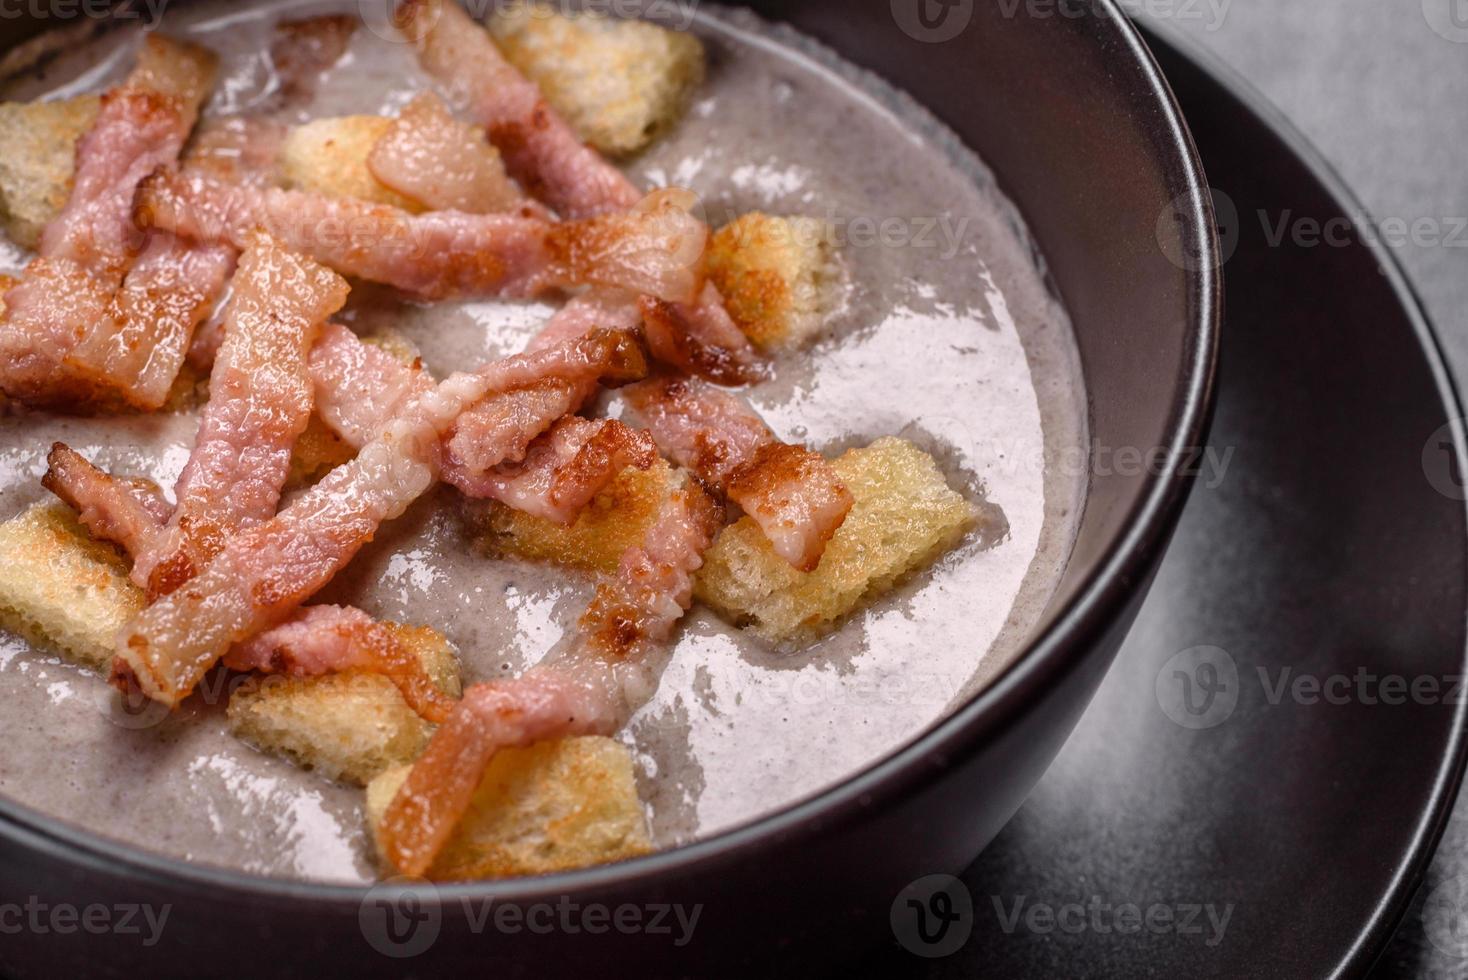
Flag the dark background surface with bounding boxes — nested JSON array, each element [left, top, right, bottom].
[[1145, 5, 1468, 975]]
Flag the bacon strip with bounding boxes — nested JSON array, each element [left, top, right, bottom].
[[439, 290, 642, 485], [0, 36, 220, 407], [456, 416, 656, 524], [308, 322, 434, 448], [41, 443, 169, 559], [66, 237, 236, 408], [624, 377, 853, 571], [131, 233, 349, 600], [138, 171, 706, 303], [113, 329, 645, 706], [223, 605, 454, 724], [311, 317, 650, 518], [397, 0, 641, 221], [368, 92, 522, 215], [380, 480, 721, 876]]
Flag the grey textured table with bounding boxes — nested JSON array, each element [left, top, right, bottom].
[[1142, 2, 1468, 975]]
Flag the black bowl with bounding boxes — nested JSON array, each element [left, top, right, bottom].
[[0, 2, 1218, 975]]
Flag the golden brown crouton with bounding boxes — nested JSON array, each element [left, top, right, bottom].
[[286, 414, 356, 490], [467, 458, 676, 575], [0, 95, 100, 249], [226, 624, 462, 786], [366, 736, 652, 879], [278, 116, 422, 211], [490, 3, 705, 157], [707, 213, 841, 350], [0, 502, 144, 670], [696, 438, 977, 643]]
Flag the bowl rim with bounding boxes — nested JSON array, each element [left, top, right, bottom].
[[0, 0, 1222, 906]]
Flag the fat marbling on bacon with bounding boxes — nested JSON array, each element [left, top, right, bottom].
[[379, 478, 722, 877], [137, 170, 708, 304], [367, 91, 524, 215], [396, 0, 641, 221], [624, 376, 854, 571], [130, 232, 349, 600]]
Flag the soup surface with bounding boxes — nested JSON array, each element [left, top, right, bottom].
[[0, 0, 1086, 882]]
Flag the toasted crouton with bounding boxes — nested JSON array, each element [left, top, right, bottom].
[[0, 502, 144, 670], [467, 458, 676, 575], [278, 116, 422, 211], [489, 3, 705, 157], [226, 624, 462, 786], [366, 736, 652, 879], [286, 414, 356, 490], [0, 95, 100, 249], [695, 438, 977, 643], [707, 213, 841, 350]]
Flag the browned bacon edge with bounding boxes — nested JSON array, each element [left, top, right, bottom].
[[624, 377, 853, 571], [223, 605, 453, 723], [137, 171, 707, 304], [268, 14, 357, 109], [41, 443, 168, 559], [454, 416, 658, 524]]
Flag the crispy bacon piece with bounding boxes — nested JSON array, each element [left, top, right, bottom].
[[223, 605, 454, 724], [268, 14, 357, 108], [131, 233, 349, 600], [368, 92, 523, 214], [310, 302, 649, 511], [66, 237, 236, 409], [397, 0, 641, 221], [0, 36, 219, 407], [310, 318, 650, 518], [380, 481, 721, 876], [438, 290, 642, 485], [41, 443, 169, 559], [641, 283, 763, 386], [624, 377, 853, 571], [113, 329, 646, 707], [456, 416, 656, 524], [138, 172, 706, 303]]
